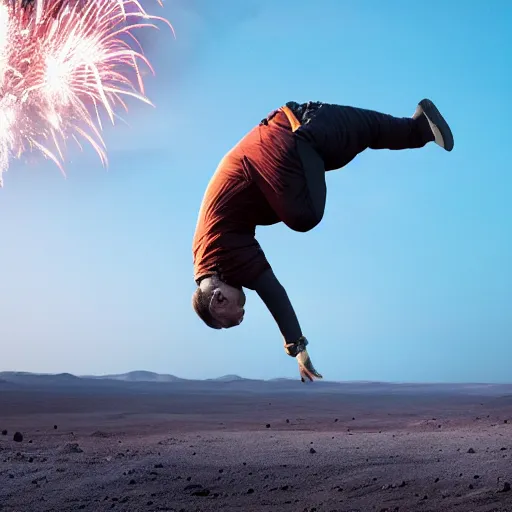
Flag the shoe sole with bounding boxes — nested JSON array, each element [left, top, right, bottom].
[[419, 99, 454, 152]]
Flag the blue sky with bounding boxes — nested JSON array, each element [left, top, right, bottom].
[[0, 0, 510, 382]]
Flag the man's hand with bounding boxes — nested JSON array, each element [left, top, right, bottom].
[[284, 336, 323, 382], [296, 349, 323, 382]]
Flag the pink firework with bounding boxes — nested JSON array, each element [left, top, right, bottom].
[[0, 0, 173, 187]]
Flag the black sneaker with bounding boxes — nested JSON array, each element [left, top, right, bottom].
[[413, 99, 454, 152]]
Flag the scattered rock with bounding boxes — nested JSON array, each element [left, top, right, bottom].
[[265, 424, 270, 429], [13, 432, 23, 443], [281, 485, 289, 491], [1, 430, 7, 436], [91, 431, 112, 438], [469, 484, 474, 489], [154, 463, 163, 468], [474, 475, 480, 479], [286, 419, 289, 423], [309, 447, 316, 454], [398, 481, 406, 487], [219, 469, 224, 473], [434, 478, 440, 483], [184, 484, 202, 491], [128, 479, 136, 485], [59, 443, 83, 454], [501, 447, 507, 451], [334, 418, 338, 422], [247, 488, 254, 494], [467, 448, 475, 453], [498, 482, 511, 493], [54, 425, 58, 430], [192, 489, 210, 497]]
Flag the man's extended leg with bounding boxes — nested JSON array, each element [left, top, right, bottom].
[[290, 99, 454, 171]]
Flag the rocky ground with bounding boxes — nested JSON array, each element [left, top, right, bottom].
[[1, 383, 512, 511]]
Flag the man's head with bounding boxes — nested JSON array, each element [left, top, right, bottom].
[[192, 276, 246, 329]]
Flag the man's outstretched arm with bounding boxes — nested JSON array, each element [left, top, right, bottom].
[[246, 269, 322, 381]]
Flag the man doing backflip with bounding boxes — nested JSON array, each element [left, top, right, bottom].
[[192, 99, 454, 381]]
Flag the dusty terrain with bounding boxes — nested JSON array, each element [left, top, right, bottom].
[[1, 374, 512, 512]]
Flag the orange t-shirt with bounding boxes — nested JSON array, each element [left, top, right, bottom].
[[192, 107, 301, 288]]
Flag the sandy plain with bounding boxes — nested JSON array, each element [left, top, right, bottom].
[[1, 373, 512, 512]]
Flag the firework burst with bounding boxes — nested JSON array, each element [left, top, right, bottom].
[[0, 0, 173, 187]]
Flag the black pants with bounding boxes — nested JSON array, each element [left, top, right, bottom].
[[286, 102, 434, 231]]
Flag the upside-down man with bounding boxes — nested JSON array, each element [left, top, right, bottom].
[[192, 99, 454, 381]]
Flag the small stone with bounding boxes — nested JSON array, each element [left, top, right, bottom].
[[334, 418, 338, 422], [186, 476, 192, 481], [467, 448, 475, 453], [128, 479, 136, 485], [184, 484, 202, 491], [310, 447, 316, 454], [266, 424, 270, 428], [146, 502, 154, 506], [469, 484, 474, 489], [434, 478, 439, 483], [154, 463, 163, 468], [219, 469, 223, 473], [474, 475, 480, 479], [28, 457, 34, 463], [1, 430, 7, 436], [281, 485, 289, 490], [247, 488, 254, 494], [192, 489, 210, 497], [60, 442, 83, 454], [498, 482, 511, 493], [13, 432, 23, 442], [286, 419, 290, 423], [398, 481, 406, 487]]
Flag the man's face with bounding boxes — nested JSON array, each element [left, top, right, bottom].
[[209, 283, 246, 329]]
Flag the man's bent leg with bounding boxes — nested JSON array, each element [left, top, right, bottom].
[[248, 110, 327, 233], [293, 101, 442, 171]]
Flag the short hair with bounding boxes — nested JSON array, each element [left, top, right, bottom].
[[192, 286, 221, 329]]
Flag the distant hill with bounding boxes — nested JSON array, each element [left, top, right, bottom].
[[0, 372, 81, 385], [87, 371, 186, 383], [1, 371, 512, 397], [207, 374, 250, 382]]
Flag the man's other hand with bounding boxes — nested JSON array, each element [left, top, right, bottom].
[[296, 349, 323, 382]]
